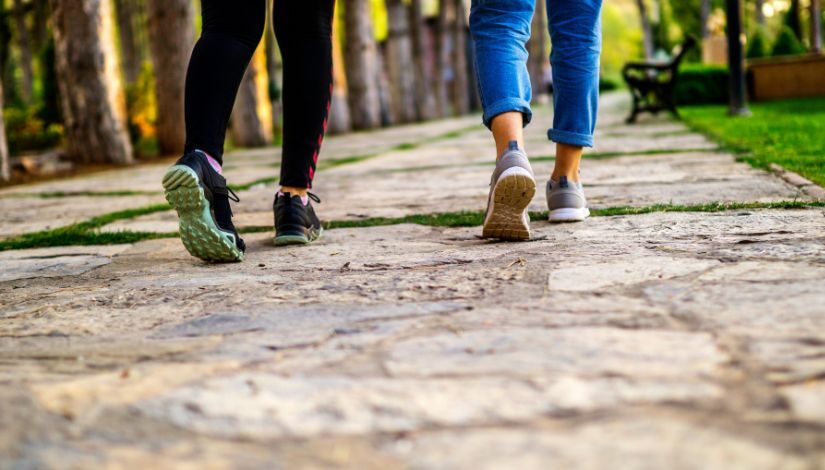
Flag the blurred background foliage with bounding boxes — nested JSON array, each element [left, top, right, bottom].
[[0, 0, 821, 183]]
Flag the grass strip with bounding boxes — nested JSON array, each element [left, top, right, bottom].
[[3, 200, 822, 252], [532, 147, 719, 162], [0, 204, 172, 251]]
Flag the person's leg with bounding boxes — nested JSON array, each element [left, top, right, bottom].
[[545, 0, 602, 222], [274, 0, 335, 196], [271, 0, 334, 246], [184, 0, 266, 163], [470, 0, 534, 158], [470, 0, 537, 241], [164, 0, 265, 262]]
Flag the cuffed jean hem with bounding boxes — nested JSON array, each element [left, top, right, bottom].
[[482, 98, 533, 130], [547, 128, 594, 148]]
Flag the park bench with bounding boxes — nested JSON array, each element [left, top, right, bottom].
[[622, 36, 697, 123]]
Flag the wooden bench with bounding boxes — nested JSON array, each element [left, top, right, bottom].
[[622, 36, 697, 123]]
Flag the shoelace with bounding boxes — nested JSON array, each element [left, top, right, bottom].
[[227, 187, 240, 203]]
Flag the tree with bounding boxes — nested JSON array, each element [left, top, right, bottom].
[[230, 47, 272, 147], [450, 0, 469, 115], [409, 0, 437, 121], [785, 0, 803, 41], [344, 0, 381, 129], [263, 9, 282, 136], [528, 0, 548, 100], [115, 0, 146, 86], [11, 0, 34, 102], [811, 0, 823, 52], [754, 0, 766, 26], [636, 0, 654, 59], [50, 0, 133, 164], [772, 25, 806, 56], [328, 17, 351, 134], [747, 26, 771, 58], [0, 77, 9, 182], [31, 0, 49, 52], [384, 0, 417, 124], [700, 0, 711, 38], [434, 0, 451, 116], [145, 0, 194, 156], [652, 0, 673, 52]]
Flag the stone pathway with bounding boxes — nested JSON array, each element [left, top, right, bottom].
[[1, 94, 824, 469]]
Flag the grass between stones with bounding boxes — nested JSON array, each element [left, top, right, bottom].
[[381, 147, 720, 174], [3, 200, 823, 252], [228, 125, 478, 192], [681, 98, 825, 187], [0, 204, 175, 251], [531, 147, 719, 162]]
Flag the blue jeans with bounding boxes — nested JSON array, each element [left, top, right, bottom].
[[469, 0, 603, 147]]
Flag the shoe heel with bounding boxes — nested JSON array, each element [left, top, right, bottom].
[[483, 170, 536, 241], [163, 165, 244, 263]]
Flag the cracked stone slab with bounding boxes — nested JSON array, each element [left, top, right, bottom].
[[385, 417, 812, 470], [0, 116, 480, 198], [2, 92, 824, 467], [100, 150, 804, 234], [0, 194, 167, 239], [137, 373, 722, 440], [0, 245, 131, 282], [780, 381, 825, 424], [384, 327, 727, 378]]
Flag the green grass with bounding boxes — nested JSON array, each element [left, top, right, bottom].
[[6, 200, 819, 252], [0, 204, 173, 251], [681, 98, 825, 187], [531, 146, 718, 162]]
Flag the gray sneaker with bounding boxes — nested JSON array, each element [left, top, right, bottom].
[[546, 176, 590, 223], [482, 141, 536, 241]]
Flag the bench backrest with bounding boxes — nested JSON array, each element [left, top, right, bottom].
[[669, 36, 697, 69]]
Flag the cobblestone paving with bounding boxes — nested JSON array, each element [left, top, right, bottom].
[[1, 94, 824, 469]]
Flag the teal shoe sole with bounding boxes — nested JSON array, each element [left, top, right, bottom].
[[273, 227, 323, 247], [162, 165, 245, 263]]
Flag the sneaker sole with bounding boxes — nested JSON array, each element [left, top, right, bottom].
[[273, 227, 323, 247], [482, 168, 536, 241], [162, 165, 245, 263], [549, 207, 591, 223]]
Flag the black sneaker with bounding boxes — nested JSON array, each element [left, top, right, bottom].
[[273, 192, 323, 246], [162, 151, 246, 262]]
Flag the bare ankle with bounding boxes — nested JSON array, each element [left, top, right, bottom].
[[280, 186, 308, 197], [551, 170, 580, 182]]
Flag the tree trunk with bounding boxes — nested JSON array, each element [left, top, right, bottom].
[[384, 0, 417, 124], [115, 0, 143, 85], [50, 0, 133, 164], [787, 0, 803, 40], [32, 0, 50, 52], [231, 46, 272, 148], [434, 0, 451, 116], [145, 0, 194, 156], [328, 16, 351, 134], [812, 0, 823, 53], [528, 0, 548, 101], [451, 0, 469, 115], [700, 0, 712, 38], [12, 0, 34, 102], [409, 0, 436, 121], [754, 0, 766, 26], [0, 77, 9, 182], [636, 0, 654, 59], [344, 0, 381, 130], [264, 3, 282, 136]]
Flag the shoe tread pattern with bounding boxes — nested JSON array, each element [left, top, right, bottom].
[[163, 165, 244, 263]]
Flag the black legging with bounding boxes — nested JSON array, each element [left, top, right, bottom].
[[183, 0, 334, 189]]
